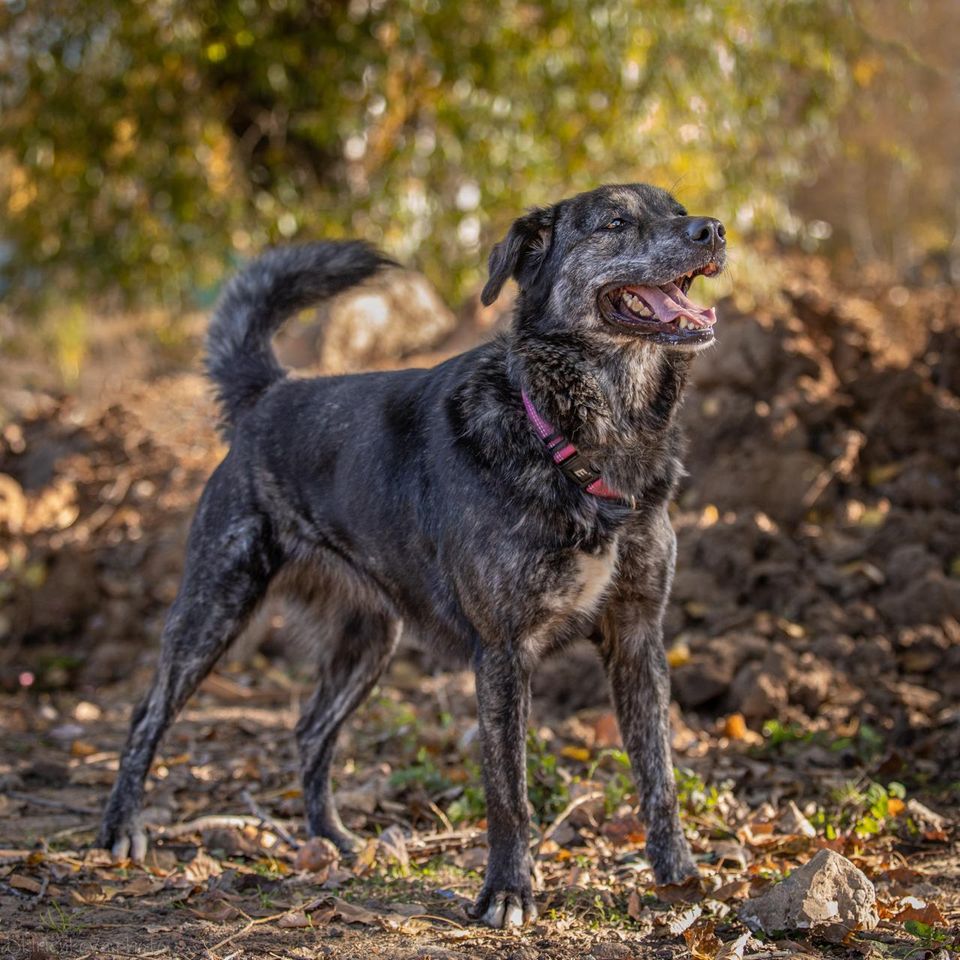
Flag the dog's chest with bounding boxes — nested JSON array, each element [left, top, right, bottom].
[[522, 538, 619, 658], [569, 542, 620, 616]]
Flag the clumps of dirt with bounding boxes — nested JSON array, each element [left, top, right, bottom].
[[1, 264, 959, 780], [0, 383, 222, 688], [660, 266, 960, 773]]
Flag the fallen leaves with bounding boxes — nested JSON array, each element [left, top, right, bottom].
[[182, 849, 222, 884], [9, 873, 43, 894], [892, 897, 947, 927], [293, 836, 340, 875], [683, 920, 750, 960]]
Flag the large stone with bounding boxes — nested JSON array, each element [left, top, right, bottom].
[[740, 849, 879, 942], [275, 268, 457, 372]]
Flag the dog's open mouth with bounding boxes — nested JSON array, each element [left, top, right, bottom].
[[599, 263, 720, 345]]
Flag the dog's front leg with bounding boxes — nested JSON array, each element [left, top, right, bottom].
[[601, 605, 697, 885], [466, 646, 537, 929]]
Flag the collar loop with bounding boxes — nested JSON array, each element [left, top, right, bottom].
[[520, 390, 636, 509]]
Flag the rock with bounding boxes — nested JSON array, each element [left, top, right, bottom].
[[275, 268, 457, 372], [905, 799, 949, 833], [740, 849, 878, 942], [672, 657, 734, 708], [589, 944, 634, 959], [730, 662, 788, 722], [790, 654, 833, 713], [777, 801, 817, 838], [376, 824, 410, 872]]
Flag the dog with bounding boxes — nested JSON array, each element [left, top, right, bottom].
[[98, 182, 726, 929]]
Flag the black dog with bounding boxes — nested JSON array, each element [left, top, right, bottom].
[[98, 183, 726, 929]]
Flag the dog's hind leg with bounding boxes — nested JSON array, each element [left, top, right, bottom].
[[97, 469, 279, 861], [295, 607, 400, 854]]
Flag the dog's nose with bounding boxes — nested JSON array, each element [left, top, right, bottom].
[[685, 217, 726, 252]]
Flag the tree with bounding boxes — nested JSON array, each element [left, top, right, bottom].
[[0, 0, 924, 312]]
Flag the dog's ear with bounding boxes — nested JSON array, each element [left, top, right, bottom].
[[481, 206, 554, 306]]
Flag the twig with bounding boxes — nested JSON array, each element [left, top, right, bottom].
[[45, 823, 98, 843], [413, 913, 467, 929], [428, 799, 454, 833], [240, 789, 300, 850], [206, 896, 326, 956], [744, 953, 815, 960], [157, 815, 266, 839], [405, 828, 485, 859], [801, 429, 864, 508], [5, 791, 99, 816], [532, 791, 604, 859], [32, 873, 49, 902]]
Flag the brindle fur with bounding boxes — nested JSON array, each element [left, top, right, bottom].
[[98, 183, 726, 929]]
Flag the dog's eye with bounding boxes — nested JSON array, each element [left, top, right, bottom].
[[605, 218, 625, 230]]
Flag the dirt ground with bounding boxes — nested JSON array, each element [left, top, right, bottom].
[[0, 258, 958, 959]]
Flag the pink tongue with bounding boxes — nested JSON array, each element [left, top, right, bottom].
[[628, 281, 716, 327]]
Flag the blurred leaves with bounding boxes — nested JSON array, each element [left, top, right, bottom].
[[0, 0, 895, 312]]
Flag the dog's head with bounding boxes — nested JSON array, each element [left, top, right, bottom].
[[482, 183, 726, 351]]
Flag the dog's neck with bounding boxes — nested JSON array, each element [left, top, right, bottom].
[[509, 328, 692, 448], [503, 326, 692, 501]]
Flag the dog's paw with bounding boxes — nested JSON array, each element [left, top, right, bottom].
[[316, 826, 365, 858], [467, 886, 538, 929], [97, 817, 148, 863]]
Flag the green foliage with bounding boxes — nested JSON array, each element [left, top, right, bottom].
[[445, 777, 485, 826], [41, 902, 89, 934], [903, 919, 954, 948], [807, 779, 908, 838], [760, 718, 886, 766], [675, 766, 720, 815], [526, 730, 570, 823], [588, 748, 636, 815], [389, 745, 453, 796], [1, 0, 871, 312]]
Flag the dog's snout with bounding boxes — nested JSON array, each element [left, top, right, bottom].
[[684, 217, 725, 252]]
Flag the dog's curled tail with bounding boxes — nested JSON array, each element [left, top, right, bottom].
[[205, 241, 393, 434]]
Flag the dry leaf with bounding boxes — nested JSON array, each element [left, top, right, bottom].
[[684, 918, 721, 959], [655, 874, 703, 904], [716, 931, 750, 960], [591, 711, 622, 748], [277, 910, 312, 928], [711, 879, 751, 902], [190, 900, 242, 923], [626, 889, 645, 921], [894, 898, 946, 927], [294, 836, 340, 875], [121, 875, 163, 897], [10, 874, 42, 894], [560, 745, 591, 762], [376, 824, 409, 874], [352, 837, 379, 875], [331, 897, 379, 925], [668, 903, 703, 935], [184, 850, 222, 884], [723, 713, 748, 740], [667, 641, 691, 668], [600, 814, 644, 846]]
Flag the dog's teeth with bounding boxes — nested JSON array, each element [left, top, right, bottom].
[[623, 291, 653, 318], [678, 317, 689, 330]]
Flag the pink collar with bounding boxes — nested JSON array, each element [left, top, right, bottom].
[[521, 390, 636, 508]]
